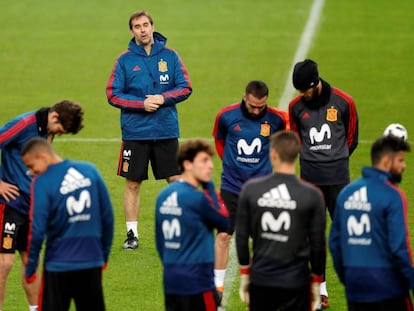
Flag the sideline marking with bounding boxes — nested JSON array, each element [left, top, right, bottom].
[[278, 0, 326, 110]]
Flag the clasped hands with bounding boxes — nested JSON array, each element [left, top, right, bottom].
[[144, 94, 164, 112]]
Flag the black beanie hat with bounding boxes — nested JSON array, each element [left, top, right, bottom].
[[292, 59, 320, 90]]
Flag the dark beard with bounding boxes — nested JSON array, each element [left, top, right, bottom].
[[391, 173, 402, 184]]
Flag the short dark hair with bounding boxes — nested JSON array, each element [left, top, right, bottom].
[[245, 80, 269, 99], [50, 100, 84, 134], [371, 136, 410, 166], [270, 130, 301, 163], [21, 137, 53, 157], [177, 139, 215, 172], [129, 11, 153, 30]]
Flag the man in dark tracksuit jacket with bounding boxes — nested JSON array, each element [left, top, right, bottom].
[[236, 131, 326, 311], [330, 136, 413, 311], [289, 59, 359, 308]]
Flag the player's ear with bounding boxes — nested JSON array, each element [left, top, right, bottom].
[[269, 148, 278, 163], [48, 111, 60, 124], [182, 160, 192, 172]]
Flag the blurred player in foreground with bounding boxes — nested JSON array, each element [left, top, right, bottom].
[[155, 139, 229, 311], [236, 131, 326, 311], [330, 135, 413, 311], [383, 123, 408, 141], [22, 138, 114, 311]]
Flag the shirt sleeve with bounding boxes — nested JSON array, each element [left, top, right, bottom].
[[25, 177, 49, 278], [96, 170, 114, 263]]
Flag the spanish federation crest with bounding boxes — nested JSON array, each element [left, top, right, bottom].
[[158, 59, 168, 72], [3, 235, 12, 249], [260, 123, 271, 137], [326, 106, 338, 122]]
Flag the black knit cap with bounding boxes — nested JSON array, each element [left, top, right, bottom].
[[292, 59, 320, 91]]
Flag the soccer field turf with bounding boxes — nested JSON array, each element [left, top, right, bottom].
[[1, 0, 414, 310]]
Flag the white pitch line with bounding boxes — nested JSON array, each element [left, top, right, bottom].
[[55, 137, 375, 144], [278, 0, 326, 110], [222, 0, 326, 309]]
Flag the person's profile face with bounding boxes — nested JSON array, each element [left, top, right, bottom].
[[47, 112, 67, 136], [189, 151, 214, 184], [390, 151, 406, 183], [22, 153, 48, 177]]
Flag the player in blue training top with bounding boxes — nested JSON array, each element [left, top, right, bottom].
[[21, 138, 114, 311], [211, 80, 288, 301], [330, 135, 413, 311], [155, 139, 229, 311], [0, 100, 84, 311], [106, 10, 192, 250]]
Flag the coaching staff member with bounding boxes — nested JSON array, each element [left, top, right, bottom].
[[106, 11, 192, 249]]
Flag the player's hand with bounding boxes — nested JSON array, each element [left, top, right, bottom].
[[239, 266, 250, 304], [146, 94, 164, 105], [144, 94, 164, 112], [0, 180, 20, 202], [311, 274, 323, 311], [143, 97, 160, 112], [25, 273, 37, 284]]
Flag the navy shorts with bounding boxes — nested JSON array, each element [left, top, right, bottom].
[[249, 283, 310, 311], [117, 139, 180, 181], [41, 267, 105, 311], [165, 289, 220, 311], [217, 189, 238, 235], [0, 204, 29, 253]]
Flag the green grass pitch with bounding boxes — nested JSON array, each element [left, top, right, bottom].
[[1, 0, 414, 310]]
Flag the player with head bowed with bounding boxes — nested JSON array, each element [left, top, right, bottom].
[[289, 59, 359, 308], [0, 100, 84, 311], [22, 137, 114, 311], [212, 80, 288, 304]]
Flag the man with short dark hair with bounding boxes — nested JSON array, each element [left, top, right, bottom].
[[212, 80, 288, 302], [0, 100, 84, 311], [330, 135, 413, 311], [236, 130, 326, 311]]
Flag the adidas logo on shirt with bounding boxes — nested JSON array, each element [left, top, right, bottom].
[[257, 184, 297, 210], [344, 186, 371, 211], [344, 186, 372, 245], [160, 192, 182, 216], [60, 168, 92, 195]]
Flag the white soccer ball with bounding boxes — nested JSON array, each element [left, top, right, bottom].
[[383, 123, 408, 141]]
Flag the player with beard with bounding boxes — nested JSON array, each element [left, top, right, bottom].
[[212, 80, 288, 304], [289, 59, 359, 308], [330, 135, 413, 311]]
